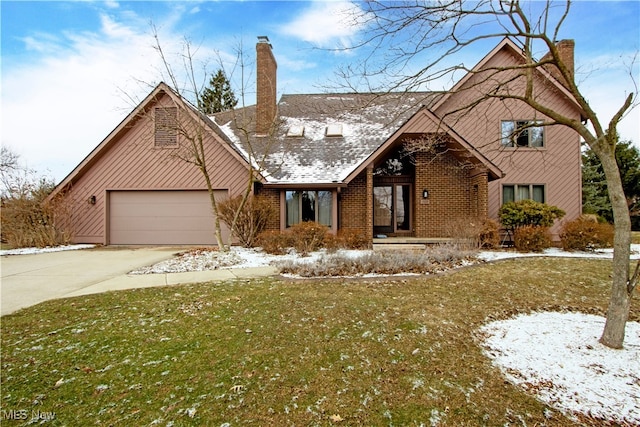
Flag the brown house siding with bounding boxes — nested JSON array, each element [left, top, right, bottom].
[[62, 92, 249, 244], [435, 46, 582, 238]]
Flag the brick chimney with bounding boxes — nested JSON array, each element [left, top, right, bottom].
[[256, 36, 277, 135], [541, 39, 575, 87]]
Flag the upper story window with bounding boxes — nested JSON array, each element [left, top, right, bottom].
[[154, 107, 178, 147], [501, 120, 544, 148], [502, 184, 545, 204], [285, 190, 332, 228]]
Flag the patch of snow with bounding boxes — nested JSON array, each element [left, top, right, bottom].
[[478, 244, 640, 262], [0, 244, 95, 256], [479, 312, 640, 424]]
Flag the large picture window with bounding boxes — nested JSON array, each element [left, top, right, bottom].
[[501, 120, 544, 148], [285, 190, 332, 227], [502, 184, 545, 204]]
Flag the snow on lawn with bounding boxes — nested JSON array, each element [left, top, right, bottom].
[[128, 247, 368, 274], [479, 312, 640, 424], [129, 243, 640, 273], [478, 244, 640, 262], [0, 244, 95, 256]]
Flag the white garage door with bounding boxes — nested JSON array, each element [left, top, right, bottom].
[[109, 190, 229, 245]]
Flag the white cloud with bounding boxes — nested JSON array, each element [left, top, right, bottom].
[[576, 53, 639, 146], [1, 10, 220, 183], [279, 1, 367, 48]]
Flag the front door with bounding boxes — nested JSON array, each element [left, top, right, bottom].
[[373, 184, 411, 236]]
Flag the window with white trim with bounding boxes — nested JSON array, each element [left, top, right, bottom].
[[502, 184, 545, 204], [501, 120, 544, 148], [285, 190, 332, 227]]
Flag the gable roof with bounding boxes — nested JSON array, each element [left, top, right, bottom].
[[431, 37, 585, 115], [215, 91, 501, 186], [214, 92, 439, 185], [47, 82, 253, 200], [345, 106, 503, 182]]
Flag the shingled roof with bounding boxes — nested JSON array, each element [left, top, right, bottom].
[[212, 92, 442, 185]]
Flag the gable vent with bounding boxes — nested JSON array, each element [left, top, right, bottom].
[[287, 125, 305, 137], [326, 123, 343, 137]]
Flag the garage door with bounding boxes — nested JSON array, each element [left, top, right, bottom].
[[109, 191, 229, 245]]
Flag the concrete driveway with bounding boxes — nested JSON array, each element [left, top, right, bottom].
[[1, 247, 179, 316]]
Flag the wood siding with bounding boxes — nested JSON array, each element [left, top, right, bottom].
[[62, 93, 248, 244], [434, 46, 582, 238]]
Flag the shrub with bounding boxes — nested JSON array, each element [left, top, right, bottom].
[[513, 225, 551, 252], [276, 246, 477, 277], [560, 217, 614, 251], [478, 219, 501, 249], [288, 222, 329, 256], [499, 200, 565, 230], [336, 229, 369, 250], [444, 217, 501, 249], [1, 184, 73, 248], [218, 195, 276, 247], [256, 230, 292, 255]]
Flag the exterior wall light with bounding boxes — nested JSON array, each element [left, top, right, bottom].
[[88, 195, 96, 205], [422, 189, 429, 199]]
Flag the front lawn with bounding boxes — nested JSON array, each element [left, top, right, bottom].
[[1, 258, 637, 426]]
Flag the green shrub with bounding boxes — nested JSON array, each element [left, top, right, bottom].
[[560, 217, 614, 251], [499, 200, 565, 230], [288, 222, 329, 256], [218, 195, 276, 248], [513, 225, 551, 252]]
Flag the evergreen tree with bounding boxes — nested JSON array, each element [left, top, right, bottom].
[[582, 140, 640, 229], [198, 69, 238, 114]]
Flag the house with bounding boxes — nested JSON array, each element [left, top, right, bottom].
[[49, 36, 582, 246]]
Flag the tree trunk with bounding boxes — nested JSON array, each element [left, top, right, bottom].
[[596, 142, 633, 349], [202, 167, 227, 252]]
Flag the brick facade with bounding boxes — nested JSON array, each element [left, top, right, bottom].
[[339, 172, 369, 235], [255, 186, 280, 231], [413, 150, 488, 237], [256, 37, 277, 135], [258, 148, 490, 241]]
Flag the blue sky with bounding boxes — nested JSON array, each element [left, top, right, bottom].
[[2, 1, 639, 183]]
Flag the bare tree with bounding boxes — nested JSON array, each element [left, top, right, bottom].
[[149, 29, 283, 251], [340, 0, 638, 348]]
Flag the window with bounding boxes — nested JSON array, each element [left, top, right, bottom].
[[155, 107, 178, 147], [502, 184, 545, 204], [286, 190, 332, 227], [501, 120, 544, 148]]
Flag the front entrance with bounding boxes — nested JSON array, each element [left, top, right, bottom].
[[373, 184, 411, 235]]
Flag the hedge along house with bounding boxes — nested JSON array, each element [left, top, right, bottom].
[[49, 36, 582, 245]]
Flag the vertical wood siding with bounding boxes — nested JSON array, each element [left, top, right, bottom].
[[435, 47, 582, 238], [63, 93, 249, 243]]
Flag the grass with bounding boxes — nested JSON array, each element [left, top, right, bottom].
[[632, 231, 640, 244], [1, 258, 638, 426]]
